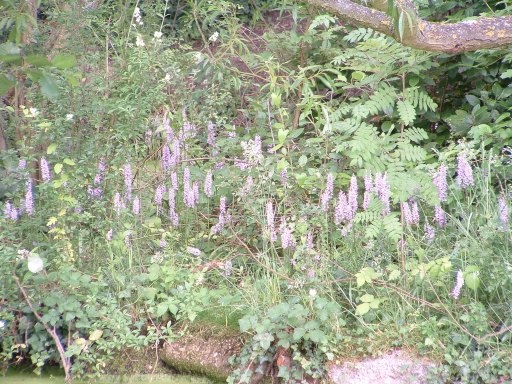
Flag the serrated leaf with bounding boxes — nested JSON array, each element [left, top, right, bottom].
[[239, 316, 253, 333], [388, 269, 401, 281], [356, 302, 370, 316], [51, 54, 77, 69], [308, 329, 326, 343], [293, 327, 306, 341], [47, 143, 58, 154], [155, 302, 168, 317], [397, 100, 415, 126]]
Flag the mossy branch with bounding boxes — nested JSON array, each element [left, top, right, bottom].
[[303, 0, 512, 53]]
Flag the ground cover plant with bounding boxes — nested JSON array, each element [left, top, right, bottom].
[[0, 0, 511, 383]]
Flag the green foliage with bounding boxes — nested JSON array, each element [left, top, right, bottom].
[[230, 296, 343, 383], [0, 0, 511, 383]]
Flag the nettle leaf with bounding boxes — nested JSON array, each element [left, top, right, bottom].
[[397, 100, 415, 126], [293, 327, 306, 341]]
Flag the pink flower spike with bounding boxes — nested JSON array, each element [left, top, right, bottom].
[[40, 157, 51, 182], [25, 180, 34, 216], [433, 164, 448, 202], [456, 153, 474, 189], [204, 170, 213, 198], [320, 173, 334, 212], [450, 269, 464, 299]]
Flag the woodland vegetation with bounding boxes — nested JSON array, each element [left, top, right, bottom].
[[1, 0, 511, 383]]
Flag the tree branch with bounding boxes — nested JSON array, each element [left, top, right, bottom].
[[304, 0, 512, 53]]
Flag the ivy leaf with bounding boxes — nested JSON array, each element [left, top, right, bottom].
[[397, 100, 415, 126]]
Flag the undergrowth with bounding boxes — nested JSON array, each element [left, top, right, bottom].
[[0, 0, 511, 383]]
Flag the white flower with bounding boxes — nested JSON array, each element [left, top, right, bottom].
[[28, 254, 44, 273], [66, 114, 74, 121], [208, 31, 219, 42], [0, 320, 5, 329], [133, 7, 143, 26], [29, 107, 39, 117], [309, 289, 317, 298], [136, 34, 145, 47], [164, 73, 171, 82], [154, 31, 163, 39]]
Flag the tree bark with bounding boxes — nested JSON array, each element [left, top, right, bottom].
[[303, 0, 512, 53]]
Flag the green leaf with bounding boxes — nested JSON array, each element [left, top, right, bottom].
[[293, 327, 306, 341], [355, 267, 381, 287], [51, 54, 77, 69], [397, 100, 416, 126], [398, 11, 404, 41], [0, 74, 15, 95], [0, 42, 21, 64], [351, 71, 366, 81], [54, 163, 63, 174], [155, 302, 168, 317], [39, 73, 59, 99], [140, 287, 158, 300], [63, 158, 76, 166], [360, 294, 375, 303], [25, 54, 50, 67], [278, 128, 289, 145], [388, 269, 401, 281], [356, 302, 370, 316], [88, 329, 103, 341], [239, 316, 254, 333], [308, 329, 326, 343], [464, 265, 480, 291], [501, 69, 512, 79]]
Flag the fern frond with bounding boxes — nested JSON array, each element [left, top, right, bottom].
[[365, 84, 397, 116], [343, 28, 378, 43], [402, 127, 428, 143], [397, 100, 416, 126]]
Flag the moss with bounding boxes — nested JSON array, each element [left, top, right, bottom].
[[160, 323, 244, 382]]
